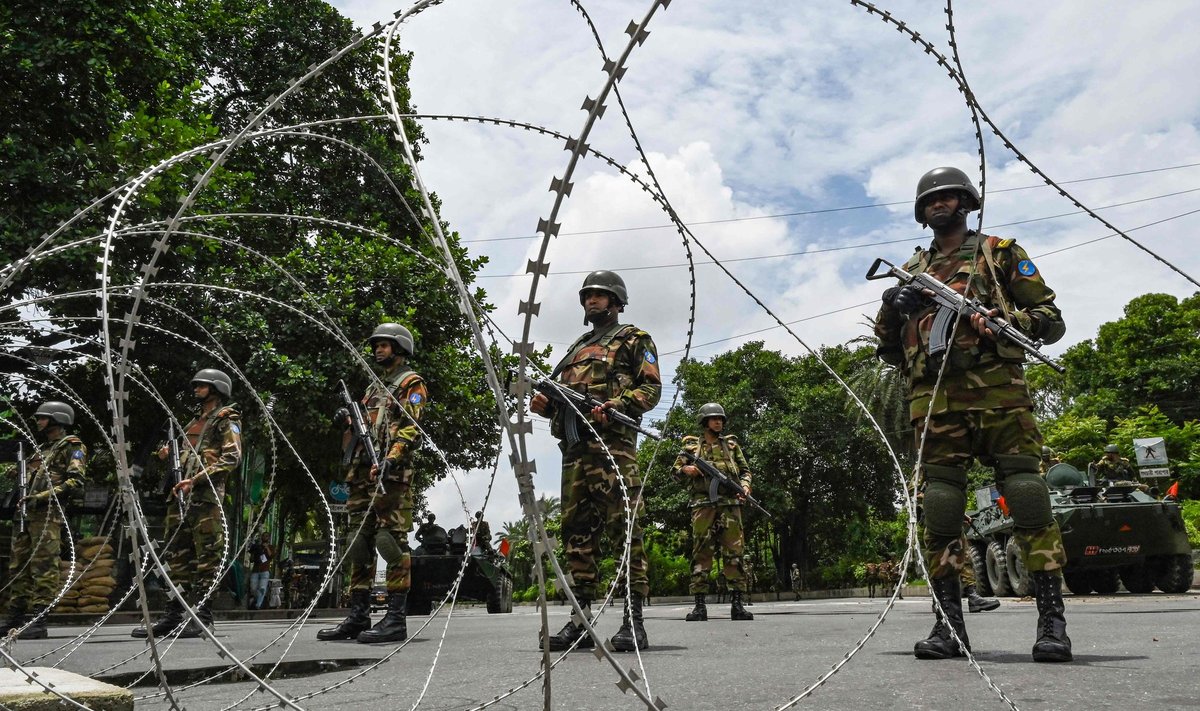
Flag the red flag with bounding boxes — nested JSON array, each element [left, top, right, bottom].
[[499, 538, 511, 557], [998, 496, 1010, 516], [1166, 481, 1179, 499]]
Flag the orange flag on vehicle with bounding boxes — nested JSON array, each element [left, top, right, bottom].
[[1165, 481, 1179, 499], [499, 538, 511, 557], [997, 496, 1010, 516]]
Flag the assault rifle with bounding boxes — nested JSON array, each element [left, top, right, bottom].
[[165, 422, 185, 515], [532, 378, 656, 446], [15, 441, 28, 533], [336, 379, 387, 494], [866, 258, 1065, 374], [677, 449, 772, 519]]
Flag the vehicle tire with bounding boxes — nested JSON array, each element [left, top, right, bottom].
[[487, 573, 514, 614], [1089, 568, 1121, 595], [1062, 570, 1093, 596], [1004, 538, 1032, 597], [406, 594, 432, 616], [1119, 563, 1155, 594], [985, 540, 1013, 596], [969, 543, 992, 596], [1155, 554, 1195, 594]]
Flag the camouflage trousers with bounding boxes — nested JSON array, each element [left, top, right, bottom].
[[345, 465, 413, 594], [8, 510, 63, 606], [164, 500, 226, 600], [919, 407, 1067, 579], [689, 504, 746, 594], [560, 438, 649, 599]]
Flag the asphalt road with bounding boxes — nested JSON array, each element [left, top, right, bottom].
[[9, 593, 1200, 710]]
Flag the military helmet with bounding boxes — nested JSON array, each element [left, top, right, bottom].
[[191, 369, 232, 398], [578, 270, 628, 307], [34, 401, 75, 427], [1041, 446, 1053, 457], [369, 322, 414, 356], [1046, 463, 1088, 490], [914, 167, 981, 224], [426, 513, 436, 522], [1104, 444, 1119, 454], [696, 402, 727, 427]]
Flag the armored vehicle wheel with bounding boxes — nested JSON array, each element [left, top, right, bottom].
[[1063, 570, 1093, 595], [1155, 554, 1195, 594], [406, 594, 433, 616], [1120, 563, 1155, 594], [487, 572, 513, 613], [1004, 538, 1032, 597], [969, 543, 992, 596], [985, 540, 1013, 596], [1089, 568, 1121, 594]]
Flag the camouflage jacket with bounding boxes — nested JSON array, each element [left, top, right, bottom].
[[874, 232, 1065, 421], [546, 321, 661, 445], [26, 433, 88, 507], [672, 434, 753, 507], [180, 404, 242, 505], [358, 363, 426, 470], [1094, 457, 1136, 482]]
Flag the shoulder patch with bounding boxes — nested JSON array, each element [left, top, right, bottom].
[[228, 422, 241, 435], [408, 392, 423, 405], [996, 238, 1015, 249], [72, 449, 85, 460], [1016, 259, 1037, 276], [644, 351, 656, 364]]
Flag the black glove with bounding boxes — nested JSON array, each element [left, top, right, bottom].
[[882, 285, 928, 316]]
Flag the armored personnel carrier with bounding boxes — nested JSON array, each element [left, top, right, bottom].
[[967, 463, 1193, 596], [403, 525, 513, 615]]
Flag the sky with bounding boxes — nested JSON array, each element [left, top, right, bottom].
[[324, 0, 1200, 534]]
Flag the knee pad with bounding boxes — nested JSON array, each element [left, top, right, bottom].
[[346, 530, 373, 566], [1000, 472, 1054, 529], [921, 464, 967, 538], [374, 530, 405, 565]]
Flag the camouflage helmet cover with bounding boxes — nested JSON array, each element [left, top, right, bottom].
[[34, 401, 75, 427], [914, 166, 981, 223], [697, 402, 727, 427], [1104, 444, 1119, 454], [191, 368, 233, 398], [578, 270, 629, 307], [369, 322, 414, 356]]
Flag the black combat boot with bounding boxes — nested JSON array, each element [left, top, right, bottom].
[[176, 601, 213, 639], [358, 591, 407, 644], [131, 598, 185, 639], [610, 593, 649, 652], [17, 605, 49, 640], [964, 584, 1000, 613], [1031, 572, 1073, 662], [730, 591, 754, 621], [316, 589, 372, 641], [913, 576, 969, 659], [543, 598, 594, 651], [1, 601, 27, 637], [685, 594, 707, 622]]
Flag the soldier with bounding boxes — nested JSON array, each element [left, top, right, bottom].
[[132, 369, 242, 639], [790, 563, 802, 601], [2, 402, 87, 639], [1039, 446, 1061, 476], [673, 403, 754, 622], [529, 270, 661, 652], [874, 167, 1072, 663], [473, 511, 493, 554], [414, 513, 449, 555], [1093, 445, 1136, 484], [317, 323, 426, 644]]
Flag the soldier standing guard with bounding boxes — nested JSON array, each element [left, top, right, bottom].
[[132, 369, 242, 639], [317, 323, 426, 644], [2, 402, 88, 640], [1093, 445, 1136, 484], [530, 270, 661, 652], [673, 403, 754, 622], [874, 167, 1072, 662]]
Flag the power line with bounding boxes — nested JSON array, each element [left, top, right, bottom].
[[461, 160, 1200, 244], [475, 187, 1200, 279]]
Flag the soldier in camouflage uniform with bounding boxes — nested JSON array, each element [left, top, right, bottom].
[[1039, 446, 1061, 476], [673, 403, 754, 622], [132, 369, 242, 639], [530, 270, 661, 652], [1093, 444, 1136, 484], [874, 167, 1072, 663], [2, 402, 87, 640], [318, 323, 426, 644]]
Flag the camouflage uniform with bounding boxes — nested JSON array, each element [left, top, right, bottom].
[[1093, 456, 1136, 483], [8, 433, 87, 606], [345, 363, 427, 595], [164, 404, 242, 599], [875, 231, 1068, 581], [672, 434, 752, 594], [545, 321, 661, 599]]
